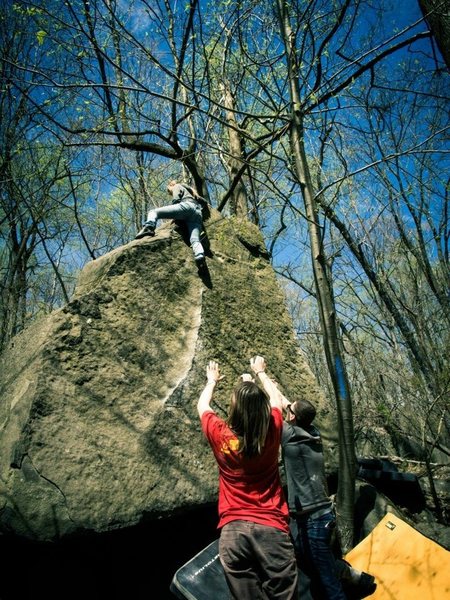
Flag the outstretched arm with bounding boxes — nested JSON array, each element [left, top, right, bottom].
[[197, 361, 223, 418], [250, 355, 283, 411], [278, 390, 291, 411], [270, 378, 291, 411]]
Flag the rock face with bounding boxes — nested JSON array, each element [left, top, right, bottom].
[[0, 210, 334, 541]]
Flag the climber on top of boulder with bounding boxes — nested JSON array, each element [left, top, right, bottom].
[[135, 180, 206, 269]]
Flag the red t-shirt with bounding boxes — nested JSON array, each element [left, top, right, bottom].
[[201, 407, 289, 533]]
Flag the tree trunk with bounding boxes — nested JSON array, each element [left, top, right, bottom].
[[418, 0, 450, 68], [220, 82, 249, 218], [275, 0, 357, 551]]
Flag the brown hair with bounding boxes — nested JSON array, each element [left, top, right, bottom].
[[290, 399, 316, 428], [227, 381, 271, 457]]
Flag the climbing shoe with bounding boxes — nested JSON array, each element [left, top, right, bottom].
[[342, 572, 377, 599], [195, 255, 206, 270], [135, 224, 155, 239]]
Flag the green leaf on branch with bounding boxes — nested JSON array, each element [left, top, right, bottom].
[[36, 30, 47, 45]]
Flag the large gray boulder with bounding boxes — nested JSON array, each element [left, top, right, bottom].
[[0, 210, 335, 541]]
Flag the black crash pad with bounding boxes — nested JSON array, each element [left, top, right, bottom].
[[170, 539, 227, 600]]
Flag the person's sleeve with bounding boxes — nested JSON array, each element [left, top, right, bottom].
[[201, 409, 218, 437], [272, 406, 283, 428], [172, 184, 185, 202], [281, 421, 291, 445], [270, 407, 284, 444]]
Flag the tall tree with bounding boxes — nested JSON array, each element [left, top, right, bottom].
[[274, 0, 357, 551]]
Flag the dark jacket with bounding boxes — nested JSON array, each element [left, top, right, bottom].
[[281, 421, 332, 516]]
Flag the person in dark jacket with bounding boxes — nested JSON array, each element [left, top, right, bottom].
[[135, 180, 205, 266], [281, 396, 376, 600]]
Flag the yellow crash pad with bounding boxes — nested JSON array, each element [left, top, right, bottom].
[[345, 512, 450, 599]]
